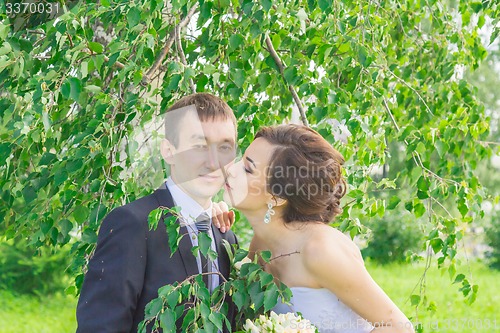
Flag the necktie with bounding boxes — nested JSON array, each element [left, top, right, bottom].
[[195, 213, 211, 290]]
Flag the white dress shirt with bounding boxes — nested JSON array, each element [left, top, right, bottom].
[[165, 177, 220, 291]]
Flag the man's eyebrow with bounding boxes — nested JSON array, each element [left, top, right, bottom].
[[190, 135, 235, 144], [246, 156, 257, 168]]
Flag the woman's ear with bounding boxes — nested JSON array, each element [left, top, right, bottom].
[[273, 196, 287, 207], [160, 139, 175, 165]]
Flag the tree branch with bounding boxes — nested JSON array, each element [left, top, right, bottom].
[[175, 25, 196, 94], [142, 3, 199, 85], [264, 35, 309, 127], [384, 67, 435, 117]]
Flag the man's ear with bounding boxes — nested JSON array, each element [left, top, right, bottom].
[[160, 139, 175, 165]]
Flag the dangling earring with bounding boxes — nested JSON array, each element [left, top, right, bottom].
[[264, 202, 275, 224]]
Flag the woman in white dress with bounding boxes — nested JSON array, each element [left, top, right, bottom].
[[223, 124, 414, 333]]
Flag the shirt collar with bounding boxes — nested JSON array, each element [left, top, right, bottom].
[[165, 177, 212, 225]]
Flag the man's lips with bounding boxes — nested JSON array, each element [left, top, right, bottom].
[[200, 174, 221, 182]]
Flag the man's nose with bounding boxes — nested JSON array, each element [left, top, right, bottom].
[[206, 146, 220, 170]]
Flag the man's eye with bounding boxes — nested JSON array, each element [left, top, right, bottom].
[[194, 145, 207, 149], [220, 145, 233, 151]]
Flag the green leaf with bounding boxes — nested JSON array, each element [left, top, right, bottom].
[[67, 158, 83, 173], [387, 196, 401, 210], [414, 202, 426, 218], [127, 7, 141, 27], [22, 186, 37, 204], [61, 81, 71, 99], [145, 298, 163, 318], [208, 312, 224, 332], [84, 85, 101, 93], [258, 73, 272, 89], [68, 77, 82, 101], [283, 66, 298, 85], [159, 309, 176, 333], [262, 0, 272, 11], [435, 140, 449, 157], [259, 271, 274, 286], [165, 215, 181, 254], [358, 46, 370, 67], [81, 228, 97, 243], [73, 206, 88, 224], [233, 290, 249, 310], [229, 34, 244, 52], [88, 42, 104, 53], [39, 152, 56, 166], [260, 250, 272, 263], [318, 0, 332, 13], [410, 294, 421, 306], [233, 68, 246, 88], [453, 273, 465, 284], [198, 231, 212, 257], [263, 284, 279, 311], [166, 289, 180, 309], [0, 143, 11, 163]]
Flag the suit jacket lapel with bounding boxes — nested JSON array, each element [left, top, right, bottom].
[[153, 184, 199, 278], [177, 226, 199, 277], [211, 225, 230, 280]]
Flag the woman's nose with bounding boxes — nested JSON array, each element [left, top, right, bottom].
[[225, 161, 237, 178]]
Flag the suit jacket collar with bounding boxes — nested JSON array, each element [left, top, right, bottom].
[[153, 184, 232, 280]]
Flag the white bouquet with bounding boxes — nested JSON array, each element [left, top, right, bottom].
[[243, 311, 318, 333]]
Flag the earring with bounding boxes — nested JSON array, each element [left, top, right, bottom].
[[264, 202, 275, 224]]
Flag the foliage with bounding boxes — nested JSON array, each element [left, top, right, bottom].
[[485, 210, 500, 270], [1, 0, 500, 325], [362, 208, 424, 264], [0, 238, 71, 295], [141, 207, 292, 332]]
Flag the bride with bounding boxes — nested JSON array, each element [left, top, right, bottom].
[[223, 124, 414, 333]]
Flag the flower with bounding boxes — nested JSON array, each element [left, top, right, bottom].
[[243, 311, 317, 333]]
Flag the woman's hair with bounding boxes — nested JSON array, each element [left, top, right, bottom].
[[255, 124, 347, 224]]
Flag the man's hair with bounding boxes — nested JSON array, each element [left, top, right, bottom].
[[164, 93, 237, 146]]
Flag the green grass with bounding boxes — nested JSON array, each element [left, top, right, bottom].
[[0, 290, 77, 333], [366, 260, 500, 333], [1, 261, 498, 333]]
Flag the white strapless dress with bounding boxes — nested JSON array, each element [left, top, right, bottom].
[[273, 287, 374, 333]]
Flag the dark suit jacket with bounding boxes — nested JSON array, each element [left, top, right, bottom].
[[76, 186, 238, 333]]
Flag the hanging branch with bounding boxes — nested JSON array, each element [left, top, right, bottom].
[[142, 3, 199, 85], [264, 35, 310, 127], [175, 25, 196, 94]]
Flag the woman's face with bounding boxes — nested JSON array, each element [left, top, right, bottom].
[[223, 138, 275, 211]]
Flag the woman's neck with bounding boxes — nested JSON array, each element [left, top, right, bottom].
[[244, 208, 302, 254]]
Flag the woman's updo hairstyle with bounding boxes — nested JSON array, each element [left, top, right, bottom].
[[255, 124, 347, 224]]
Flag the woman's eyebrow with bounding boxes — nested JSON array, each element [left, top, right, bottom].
[[245, 156, 257, 168]]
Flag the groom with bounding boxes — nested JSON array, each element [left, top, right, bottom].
[[76, 93, 239, 333]]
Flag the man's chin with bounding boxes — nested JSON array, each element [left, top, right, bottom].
[[196, 180, 224, 194]]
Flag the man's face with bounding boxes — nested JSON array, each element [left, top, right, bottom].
[[161, 109, 237, 208]]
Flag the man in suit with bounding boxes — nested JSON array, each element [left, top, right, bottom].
[[76, 93, 238, 333]]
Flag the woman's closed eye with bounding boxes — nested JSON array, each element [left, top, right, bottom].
[[243, 163, 253, 174]]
